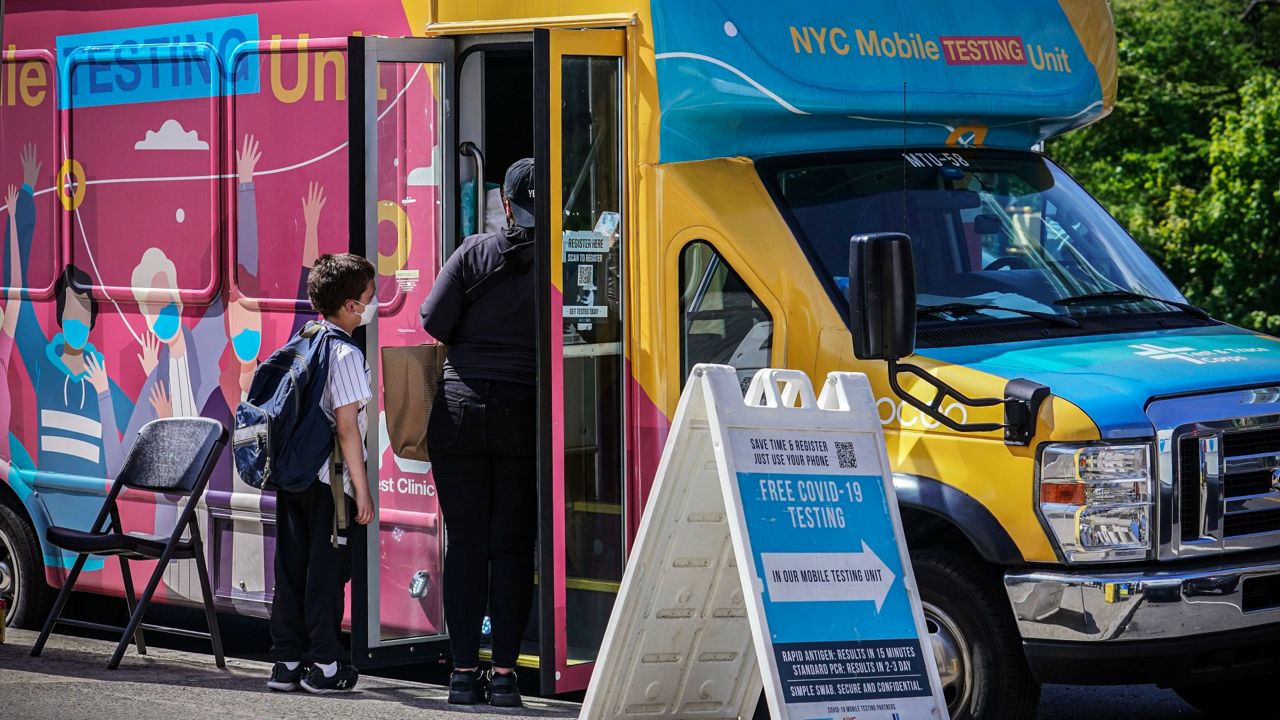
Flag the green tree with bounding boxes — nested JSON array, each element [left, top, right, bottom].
[[1168, 73, 1280, 331], [1050, 0, 1280, 331], [1052, 0, 1266, 234]]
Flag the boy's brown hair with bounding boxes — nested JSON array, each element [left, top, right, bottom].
[[307, 253, 376, 318]]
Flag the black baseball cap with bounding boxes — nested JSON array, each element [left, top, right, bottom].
[[503, 158, 536, 229]]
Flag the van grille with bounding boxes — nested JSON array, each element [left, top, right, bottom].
[[1153, 387, 1280, 559], [1225, 509, 1280, 537], [1223, 427, 1280, 457], [1177, 422, 1280, 549], [1226, 470, 1275, 498], [1179, 437, 1202, 541]]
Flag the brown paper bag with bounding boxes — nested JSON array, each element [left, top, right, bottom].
[[380, 344, 446, 462]]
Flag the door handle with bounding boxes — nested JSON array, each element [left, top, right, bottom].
[[459, 141, 486, 234]]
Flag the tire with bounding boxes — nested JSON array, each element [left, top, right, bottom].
[[0, 500, 53, 630], [911, 549, 1040, 720], [1175, 674, 1280, 718]]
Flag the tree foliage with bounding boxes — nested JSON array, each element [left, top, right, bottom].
[[1049, 0, 1280, 331]]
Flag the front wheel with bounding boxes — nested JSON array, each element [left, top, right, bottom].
[[911, 549, 1040, 720], [1175, 674, 1280, 718], [0, 501, 53, 629]]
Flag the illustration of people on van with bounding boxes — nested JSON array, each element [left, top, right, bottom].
[[126, 247, 227, 598], [127, 248, 226, 427], [235, 134, 326, 301], [6, 145, 135, 570], [205, 133, 330, 609], [1, 186, 27, 485], [228, 134, 328, 397], [3, 144, 39, 284]]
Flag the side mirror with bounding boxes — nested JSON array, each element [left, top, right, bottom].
[[848, 233, 916, 361], [847, 232, 1049, 446]]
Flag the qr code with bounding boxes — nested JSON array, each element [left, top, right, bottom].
[[835, 441, 858, 469], [577, 264, 594, 286]]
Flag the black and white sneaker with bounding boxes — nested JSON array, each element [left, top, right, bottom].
[[267, 662, 306, 692], [300, 663, 360, 694], [447, 669, 488, 705], [489, 670, 523, 708]]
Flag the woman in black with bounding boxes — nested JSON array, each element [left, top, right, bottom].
[[419, 158, 537, 708]]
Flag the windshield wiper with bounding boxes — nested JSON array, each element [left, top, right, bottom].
[[917, 302, 1081, 328], [1052, 290, 1213, 321]]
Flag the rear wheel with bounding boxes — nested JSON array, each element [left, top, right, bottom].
[[912, 549, 1040, 720], [1175, 674, 1280, 718], [0, 501, 53, 629]]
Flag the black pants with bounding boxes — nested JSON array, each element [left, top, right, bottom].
[[270, 480, 353, 664], [428, 378, 537, 669]]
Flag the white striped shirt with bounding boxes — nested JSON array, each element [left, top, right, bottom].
[[317, 321, 371, 498]]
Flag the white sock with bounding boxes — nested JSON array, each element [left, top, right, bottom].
[[318, 661, 338, 678], [283, 661, 300, 671]]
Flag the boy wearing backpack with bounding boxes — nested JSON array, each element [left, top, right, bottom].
[[264, 253, 377, 694]]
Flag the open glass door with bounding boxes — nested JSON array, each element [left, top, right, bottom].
[[534, 27, 628, 692], [347, 35, 455, 667]]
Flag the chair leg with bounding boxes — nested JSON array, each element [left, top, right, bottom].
[[108, 555, 170, 670], [192, 539, 225, 669], [118, 557, 147, 655], [31, 551, 90, 658]]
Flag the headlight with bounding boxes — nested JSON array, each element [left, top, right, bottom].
[[1038, 443, 1152, 563]]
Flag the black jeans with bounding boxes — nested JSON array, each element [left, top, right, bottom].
[[428, 377, 537, 669], [270, 480, 354, 664]]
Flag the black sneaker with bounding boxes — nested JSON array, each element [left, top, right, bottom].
[[300, 663, 359, 694], [267, 662, 306, 692], [448, 669, 488, 705], [489, 670, 523, 708]]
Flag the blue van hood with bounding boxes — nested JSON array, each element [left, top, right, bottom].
[[920, 325, 1280, 438]]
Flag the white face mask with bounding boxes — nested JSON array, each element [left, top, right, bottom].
[[355, 297, 378, 327]]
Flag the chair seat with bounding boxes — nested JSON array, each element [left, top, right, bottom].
[[46, 526, 195, 560]]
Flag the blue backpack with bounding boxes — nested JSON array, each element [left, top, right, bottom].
[[233, 321, 358, 492]]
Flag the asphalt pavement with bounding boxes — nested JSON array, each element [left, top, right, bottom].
[[0, 598, 1209, 720], [0, 627, 577, 720]]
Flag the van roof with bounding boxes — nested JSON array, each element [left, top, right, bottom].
[[651, 0, 1116, 162]]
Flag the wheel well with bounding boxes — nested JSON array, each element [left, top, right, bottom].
[[0, 478, 31, 522], [893, 474, 1024, 564], [900, 507, 982, 556]]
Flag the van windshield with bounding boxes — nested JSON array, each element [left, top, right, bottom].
[[761, 149, 1205, 342]]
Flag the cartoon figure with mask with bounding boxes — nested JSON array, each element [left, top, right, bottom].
[[10, 262, 133, 566], [7, 144, 133, 569], [127, 248, 226, 428], [7, 141, 133, 491], [203, 292, 268, 611], [126, 247, 226, 599]]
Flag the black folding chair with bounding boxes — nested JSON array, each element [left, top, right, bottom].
[[31, 417, 228, 669]]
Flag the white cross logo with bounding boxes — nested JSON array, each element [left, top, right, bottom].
[[1130, 343, 1203, 364]]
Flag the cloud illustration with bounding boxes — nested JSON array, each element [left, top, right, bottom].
[[406, 166, 436, 186], [135, 119, 209, 150], [405, 146, 441, 186]]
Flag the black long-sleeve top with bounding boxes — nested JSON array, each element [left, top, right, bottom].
[[419, 225, 536, 385]]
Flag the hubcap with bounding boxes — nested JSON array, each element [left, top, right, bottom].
[[0, 527, 16, 623], [923, 600, 973, 717]]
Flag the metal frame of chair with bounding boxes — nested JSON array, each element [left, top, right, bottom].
[[30, 418, 228, 669]]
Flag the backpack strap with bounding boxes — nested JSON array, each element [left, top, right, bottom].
[[300, 320, 325, 339], [303, 321, 356, 547], [330, 440, 347, 548], [461, 238, 535, 307]]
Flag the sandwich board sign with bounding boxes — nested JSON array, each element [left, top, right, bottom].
[[581, 365, 947, 720]]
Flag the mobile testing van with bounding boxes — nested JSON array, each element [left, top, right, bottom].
[[1, 1, 1279, 718]]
